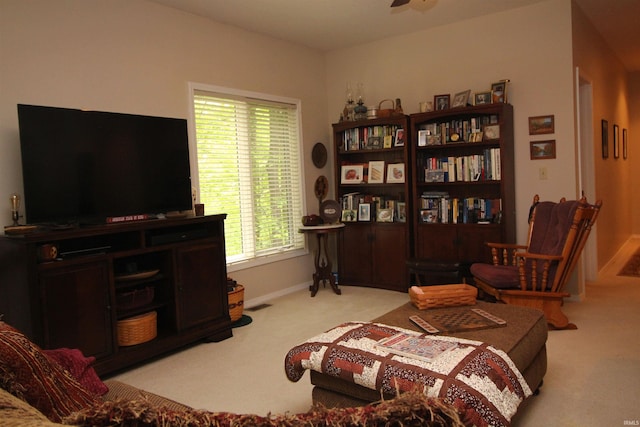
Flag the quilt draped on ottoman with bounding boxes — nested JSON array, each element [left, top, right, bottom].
[[285, 322, 531, 427]]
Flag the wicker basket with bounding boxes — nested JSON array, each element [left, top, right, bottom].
[[228, 284, 244, 322], [117, 311, 157, 346], [409, 284, 477, 310]]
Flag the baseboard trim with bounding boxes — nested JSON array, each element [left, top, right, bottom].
[[244, 281, 311, 309]]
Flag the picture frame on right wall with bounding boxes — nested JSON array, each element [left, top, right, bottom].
[[613, 124, 620, 159], [601, 119, 608, 159]]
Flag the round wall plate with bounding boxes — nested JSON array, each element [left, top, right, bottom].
[[312, 142, 327, 168], [314, 175, 329, 201], [320, 199, 341, 224]]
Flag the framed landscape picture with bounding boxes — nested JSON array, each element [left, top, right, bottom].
[[530, 140, 556, 160], [528, 115, 555, 135]]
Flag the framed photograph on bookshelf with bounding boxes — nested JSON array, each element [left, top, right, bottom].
[[368, 161, 385, 184], [420, 209, 439, 223], [474, 91, 492, 105], [623, 128, 628, 160], [483, 124, 500, 140], [469, 131, 483, 142], [396, 202, 406, 222], [341, 164, 364, 184], [528, 115, 555, 135], [394, 128, 405, 147], [377, 208, 394, 222], [386, 163, 405, 183], [341, 209, 357, 222], [613, 124, 620, 159], [367, 136, 383, 150], [417, 130, 428, 146], [491, 81, 508, 103], [601, 119, 608, 159], [434, 94, 450, 110], [358, 203, 371, 221], [452, 90, 471, 108], [529, 140, 556, 160]]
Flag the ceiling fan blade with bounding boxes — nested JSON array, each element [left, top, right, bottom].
[[391, 0, 410, 7]]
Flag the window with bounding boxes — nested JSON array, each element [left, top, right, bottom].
[[189, 83, 306, 270]]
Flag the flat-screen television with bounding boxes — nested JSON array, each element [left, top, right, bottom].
[[17, 104, 193, 225]]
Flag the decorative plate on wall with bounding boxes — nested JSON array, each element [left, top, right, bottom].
[[314, 175, 329, 201], [312, 142, 327, 168]]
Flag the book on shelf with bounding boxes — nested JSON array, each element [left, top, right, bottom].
[[418, 196, 501, 224], [421, 150, 501, 183], [376, 332, 458, 362], [341, 125, 400, 151]]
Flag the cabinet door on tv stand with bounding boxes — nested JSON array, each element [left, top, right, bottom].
[[338, 224, 373, 286], [176, 242, 227, 330], [39, 261, 113, 359]]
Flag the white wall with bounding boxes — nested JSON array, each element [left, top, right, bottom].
[[326, 0, 577, 245], [0, 0, 330, 302]]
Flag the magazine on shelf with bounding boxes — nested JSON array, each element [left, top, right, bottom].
[[376, 332, 458, 362]]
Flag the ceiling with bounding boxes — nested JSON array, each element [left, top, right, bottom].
[[150, 0, 640, 71]]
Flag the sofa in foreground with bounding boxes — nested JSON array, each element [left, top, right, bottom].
[[0, 320, 464, 426]]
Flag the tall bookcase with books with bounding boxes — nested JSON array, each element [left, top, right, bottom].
[[333, 116, 410, 292], [409, 103, 515, 267]]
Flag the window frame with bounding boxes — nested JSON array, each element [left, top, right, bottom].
[[188, 82, 308, 272]]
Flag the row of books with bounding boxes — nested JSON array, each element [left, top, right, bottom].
[[341, 192, 407, 223], [416, 115, 499, 145], [419, 193, 502, 224], [340, 125, 402, 151], [422, 148, 501, 183]]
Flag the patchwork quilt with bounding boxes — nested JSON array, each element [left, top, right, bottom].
[[285, 322, 531, 427]]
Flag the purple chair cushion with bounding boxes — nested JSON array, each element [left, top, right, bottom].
[[470, 263, 519, 289]]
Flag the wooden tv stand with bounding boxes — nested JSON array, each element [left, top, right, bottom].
[[0, 214, 232, 376]]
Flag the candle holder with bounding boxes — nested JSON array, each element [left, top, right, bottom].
[[10, 194, 20, 226]]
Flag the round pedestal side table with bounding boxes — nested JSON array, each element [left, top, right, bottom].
[[298, 223, 345, 297]]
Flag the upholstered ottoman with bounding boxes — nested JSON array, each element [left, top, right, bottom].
[[309, 301, 547, 408]]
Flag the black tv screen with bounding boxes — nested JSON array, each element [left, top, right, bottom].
[[17, 104, 193, 225]]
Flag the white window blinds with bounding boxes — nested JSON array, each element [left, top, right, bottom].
[[191, 87, 305, 267]]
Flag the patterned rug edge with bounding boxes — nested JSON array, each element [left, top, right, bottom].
[[618, 247, 640, 277]]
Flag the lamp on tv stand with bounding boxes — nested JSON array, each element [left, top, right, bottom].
[[10, 193, 21, 226], [4, 193, 37, 235]]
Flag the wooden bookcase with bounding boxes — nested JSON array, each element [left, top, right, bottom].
[[0, 215, 232, 375], [409, 103, 515, 267], [332, 116, 411, 292]]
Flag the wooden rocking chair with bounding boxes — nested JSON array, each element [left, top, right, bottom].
[[470, 195, 602, 330]]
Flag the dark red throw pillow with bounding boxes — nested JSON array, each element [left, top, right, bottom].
[[0, 322, 98, 422], [44, 348, 109, 396]]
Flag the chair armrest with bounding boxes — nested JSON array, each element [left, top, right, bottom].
[[485, 243, 528, 266], [514, 252, 564, 291]]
